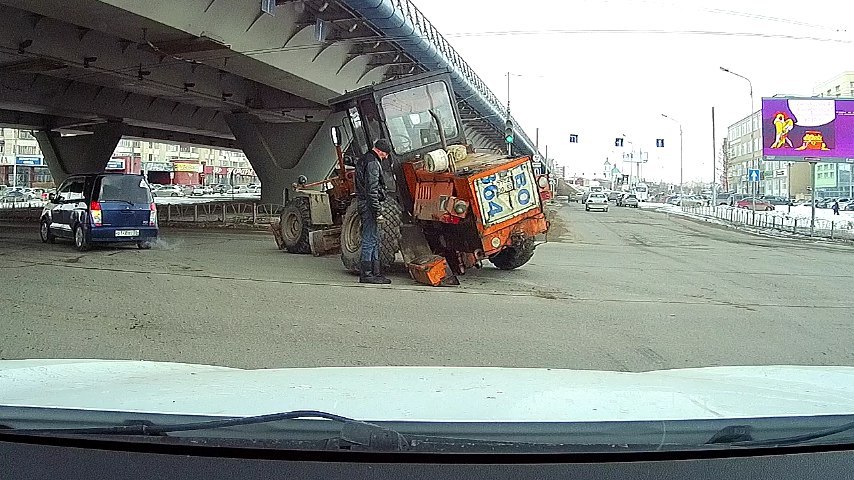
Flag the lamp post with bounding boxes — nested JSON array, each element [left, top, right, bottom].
[[661, 114, 683, 196], [720, 66, 757, 212]]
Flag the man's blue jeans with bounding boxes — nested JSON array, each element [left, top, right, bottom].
[[360, 210, 379, 263]]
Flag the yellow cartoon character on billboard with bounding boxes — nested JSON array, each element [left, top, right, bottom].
[[770, 112, 794, 148], [795, 130, 831, 151]]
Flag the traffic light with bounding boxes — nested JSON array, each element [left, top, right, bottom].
[[504, 119, 514, 144]]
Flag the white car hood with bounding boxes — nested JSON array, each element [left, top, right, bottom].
[[1, 360, 853, 422]]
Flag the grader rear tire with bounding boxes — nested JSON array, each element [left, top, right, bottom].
[[280, 197, 313, 254], [489, 238, 536, 270], [340, 198, 403, 273]]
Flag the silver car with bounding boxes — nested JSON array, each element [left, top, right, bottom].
[[585, 192, 609, 212]]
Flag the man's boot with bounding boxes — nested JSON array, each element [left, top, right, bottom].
[[359, 261, 377, 284], [372, 259, 392, 284]]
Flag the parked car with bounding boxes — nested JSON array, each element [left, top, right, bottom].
[[585, 192, 609, 212], [845, 203, 854, 211], [152, 185, 184, 197], [621, 194, 639, 208], [607, 190, 621, 202], [679, 195, 707, 207], [760, 195, 792, 206], [0, 190, 33, 202], [836, 197, 851, 209], [816, 198, 832, 209], [40, 173, 158, 251], [736, 197, 774, 211], [191, 185, 213, 196], [727, 193, 750, 206], [226, 185, 247, 195], [248, 185, 262, 194]]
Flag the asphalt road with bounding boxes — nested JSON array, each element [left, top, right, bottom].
[[2, 203, 853, 371]]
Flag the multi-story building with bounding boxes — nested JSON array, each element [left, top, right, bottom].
[[725, 111, 762, 195], [814, 72, 854, 98], [0, 128, 52, 187], [1, 128, 258, 187]]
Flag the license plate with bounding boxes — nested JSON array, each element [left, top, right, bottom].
[[115, 230, 139, 237], [495, 175, 515, 194]]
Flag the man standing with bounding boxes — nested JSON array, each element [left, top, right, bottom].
[[355, 139, 392, 284]]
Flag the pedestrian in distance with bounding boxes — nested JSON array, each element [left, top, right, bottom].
[[832, 200, 840, 215], [355, 138, 393, 284]]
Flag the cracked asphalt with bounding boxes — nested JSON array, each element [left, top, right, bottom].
[[2, 202, 853, 371]]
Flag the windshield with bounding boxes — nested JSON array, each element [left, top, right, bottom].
[[380, 81, 458, 154], [3, 0, 854, 459]]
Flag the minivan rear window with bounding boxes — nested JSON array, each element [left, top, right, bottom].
[[98, 175, 152, 204]]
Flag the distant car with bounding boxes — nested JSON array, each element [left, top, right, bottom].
[[192, 185, 213, 196], [621, 194, 639, 208], [248, 185, 261, 194], [736, 197, 774, 211], [226, 185, 247, 195], [715, 193, 733, 205], [836, 198, 851, 209], [40, 173, 157, 251], [816, 199, 832, 209], [585, 192, 609, 212], [679, 195, 706, 207], [761, 196, 792, 206], [607, 191, 621, 202], [0, 190, 33, 202], [845, 203, 854, 211], [152, 185, 184, 197]]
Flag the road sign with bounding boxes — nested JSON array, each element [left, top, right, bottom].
[[748, 169, 761, 182], [569, 134, 578, 143], [615, 138, 624, 147], [656, 139, 664, 148]]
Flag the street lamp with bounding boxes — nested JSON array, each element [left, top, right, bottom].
[[720, 66, 757, 211], [661, 114, 684, 196]]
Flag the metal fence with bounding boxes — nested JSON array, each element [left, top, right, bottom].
[[681, 205, 854, 241], [0, 201, 283, 226], [157, 202, 283, 225]]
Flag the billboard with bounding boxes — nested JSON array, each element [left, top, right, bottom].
[[762, 97, 854, 163]]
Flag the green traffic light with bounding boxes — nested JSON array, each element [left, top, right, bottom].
[[505, 134, 514, 144]]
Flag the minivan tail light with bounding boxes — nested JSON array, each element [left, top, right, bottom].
[[90, 201, 102, 226], [150, 202, 157, 226]]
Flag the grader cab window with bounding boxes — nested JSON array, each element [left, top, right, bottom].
[[380, 81, 458, 155]]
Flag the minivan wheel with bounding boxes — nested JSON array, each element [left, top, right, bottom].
[[74, 225, 89, 252], [171, 193, 177, 197], [40, 220, 55, 243]]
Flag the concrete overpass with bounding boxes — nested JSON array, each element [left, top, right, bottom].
[[0, 0, 542, 202]]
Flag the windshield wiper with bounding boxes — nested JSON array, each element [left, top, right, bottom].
[[1, 410, 410, 451], [706, 420, 854, 447]]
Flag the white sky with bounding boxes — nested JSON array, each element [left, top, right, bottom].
[[412, 0, 854, 183]]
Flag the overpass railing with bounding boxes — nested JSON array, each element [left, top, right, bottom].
[[345, 0, 540, 156]]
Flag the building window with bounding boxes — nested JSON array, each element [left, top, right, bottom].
[[17, 130, 35, 140], [132, 141, 141, 148]]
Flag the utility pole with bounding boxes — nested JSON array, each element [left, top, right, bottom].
[[711, 106, 716, 206]]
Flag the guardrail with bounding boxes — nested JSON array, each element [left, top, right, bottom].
[[0, 201, 284, 226], [158, 202, 283, 225], [681, 205, 854, 241]]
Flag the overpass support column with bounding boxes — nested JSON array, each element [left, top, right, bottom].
[[34, 122, 124, 185], [225, 112, 346, 205]]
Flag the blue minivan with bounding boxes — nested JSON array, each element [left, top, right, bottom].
[[40, 173, 158, 251]]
